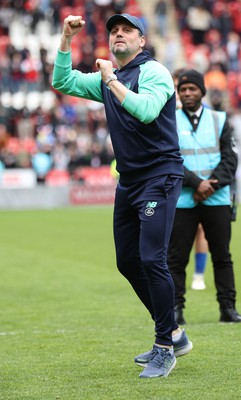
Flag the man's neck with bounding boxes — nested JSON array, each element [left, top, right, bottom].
[[186, 105, 203, 117], [115, 49, 143, 69]]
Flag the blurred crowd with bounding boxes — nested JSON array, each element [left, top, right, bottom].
[[171, 0, 241, 201], [0, 0, 241, 189], [172, 0, 241, 110], [0, 0, 144, 181]]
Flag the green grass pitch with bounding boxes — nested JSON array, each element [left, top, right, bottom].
[[0, 206, 241, 399]]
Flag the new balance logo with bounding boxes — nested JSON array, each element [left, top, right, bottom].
[[146, 201, 157, 208]]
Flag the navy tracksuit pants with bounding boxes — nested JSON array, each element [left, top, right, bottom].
[[113, 175, 182, 346]]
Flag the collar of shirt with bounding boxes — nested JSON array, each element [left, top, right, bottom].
[[188, 105, 203, 118]]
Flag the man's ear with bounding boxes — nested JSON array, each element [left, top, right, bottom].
[[140, 36, 146, 49]]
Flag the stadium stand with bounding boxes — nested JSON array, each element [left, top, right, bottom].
[[0, 0, 241, 199]]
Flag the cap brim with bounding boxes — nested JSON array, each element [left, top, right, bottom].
[[106, 15, 127, 32], [106, 14, 144, 35]]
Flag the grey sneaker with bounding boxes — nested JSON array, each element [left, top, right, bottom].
[[134, 329, 192, 367], [139, 346, 176, 378], [173, 328, 193, 357]]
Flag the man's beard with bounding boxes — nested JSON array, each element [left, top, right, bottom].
[[112, 47, 129, 57]]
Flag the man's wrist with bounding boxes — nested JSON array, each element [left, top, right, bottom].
[[60, 35, 72, 52], [105, 73, 118, 86]]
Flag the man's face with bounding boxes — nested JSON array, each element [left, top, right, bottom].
[[178, 83, 203, 112], [109, 22, 145, 58]]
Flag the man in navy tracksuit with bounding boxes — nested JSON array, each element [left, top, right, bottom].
[[52, 13, 192, 378]]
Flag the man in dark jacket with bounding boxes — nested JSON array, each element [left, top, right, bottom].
[[52, 13, 192, 378], [168, 69, 241, 324]]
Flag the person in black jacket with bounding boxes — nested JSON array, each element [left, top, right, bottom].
[[168, 69, 241, 324]]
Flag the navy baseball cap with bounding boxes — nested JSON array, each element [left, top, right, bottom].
[[106, 13, 145, 36]]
